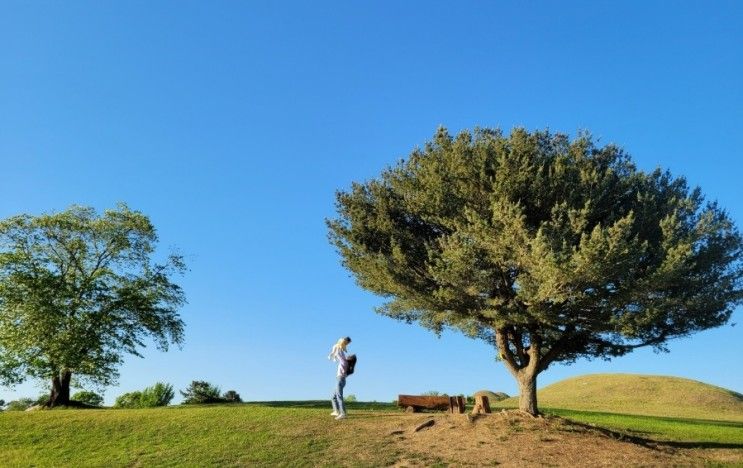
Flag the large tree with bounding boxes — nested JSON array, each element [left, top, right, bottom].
[[328, 128, 742, 415], [0, 204, 186, 407]]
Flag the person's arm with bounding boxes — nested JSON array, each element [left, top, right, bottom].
[[338, 353, 348, 375]]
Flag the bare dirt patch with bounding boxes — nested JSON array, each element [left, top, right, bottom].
[[335, 410, 740, 467]]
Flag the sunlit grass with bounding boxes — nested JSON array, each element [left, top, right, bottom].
[[0, 400, 740, 466]]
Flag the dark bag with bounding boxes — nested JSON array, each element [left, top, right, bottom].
[[346, 354, 357, 375]]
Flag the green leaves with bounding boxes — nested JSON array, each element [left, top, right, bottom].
[[328, 127, 742, 369], [0, 204, 187, 388]]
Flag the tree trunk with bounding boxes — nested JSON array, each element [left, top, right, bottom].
[[517, 371, 538, 416], [495, 327, 542, 416], [47, 370, 72, 408]]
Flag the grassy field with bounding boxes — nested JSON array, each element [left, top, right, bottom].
[[1, 400, 742, 467], [493, 373, 743, 422]]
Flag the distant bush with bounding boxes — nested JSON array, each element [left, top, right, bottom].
[[345, 394, 357, 402], [140, 383, 175, 408], [222, 390, 242, 403], [34, 394, 49, 406], [422, 391, 448, 397], [114, 391, 143, 409], [72, 391, 104, 407], [180, 381, 224, 404], [5, 398, 34, 411], [114, 382, 175, 408]]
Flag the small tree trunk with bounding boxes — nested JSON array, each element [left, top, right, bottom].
[[47, 370, 72, 408], [517, 372, 538, 416]]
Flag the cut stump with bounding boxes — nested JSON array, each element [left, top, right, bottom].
[[471, 395, 491, 415], [449, 396, 466, 414]]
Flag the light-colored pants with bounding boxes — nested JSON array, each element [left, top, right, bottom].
[[331, 376, 346, 415]]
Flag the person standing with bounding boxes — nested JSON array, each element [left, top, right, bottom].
[[329, 337, 356, 420]]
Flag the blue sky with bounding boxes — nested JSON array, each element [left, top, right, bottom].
[[1, 1, 741, 404]]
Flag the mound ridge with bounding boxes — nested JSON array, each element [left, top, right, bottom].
[[498, 374, 743, 421]]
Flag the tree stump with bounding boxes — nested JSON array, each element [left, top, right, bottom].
[[471, 395, 491, 415], [449, 396, 466, 414]]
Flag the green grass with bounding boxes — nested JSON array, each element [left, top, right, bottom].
[[494, 373, 743, 422], [0, 402, 401, 467], [544, 408, 743, 448], [0, 400, 741, 466]]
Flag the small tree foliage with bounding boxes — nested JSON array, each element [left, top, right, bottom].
[[114, 391, 143, 409], [113, 382, 174, 408], [140, 382, 175, 407], [180, 381, 223, 404], [222, 390, 242, 403], [328, 127, 743, 414], [5, 398, 34, 411], [71, 391, 104, 407], [0, 204, 187, 407]]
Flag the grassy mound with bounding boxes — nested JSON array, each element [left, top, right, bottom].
[[495, 374, 743, 421], [474, 390, 510, 402]]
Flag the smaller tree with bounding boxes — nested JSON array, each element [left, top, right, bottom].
[[222, 390, 242, 403], [0, 399, 5, 411], [140, 382, 175, 407], [114, 391, 143, 409], [0, 204, 187, 408], [71, 391, 104, 407], [180, 381, 223, 404], [345, 394, 357, 402], [5, 398, 34, 411]]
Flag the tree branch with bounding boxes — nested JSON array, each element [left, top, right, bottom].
[[495, 328, 521, 376]]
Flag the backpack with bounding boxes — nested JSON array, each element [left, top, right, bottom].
[[346, 354, 357, 375]]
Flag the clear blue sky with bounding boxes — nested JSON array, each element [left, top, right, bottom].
[[1, 1, 741, 404]]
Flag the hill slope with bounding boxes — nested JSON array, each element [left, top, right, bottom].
[[496, 374, 743, 421], [1, 403, 740, 466]]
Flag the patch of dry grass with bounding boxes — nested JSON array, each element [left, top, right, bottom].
[[348, 410, 711, 467]]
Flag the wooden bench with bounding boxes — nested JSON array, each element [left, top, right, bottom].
[[398, 395, 466, 413]]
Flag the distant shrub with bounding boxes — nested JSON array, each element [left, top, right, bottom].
[[114, 383, 175, 409], [422, 391, 448, 397], [345, 394, 357, 402], [72, 391, 104, 407], [140, 383, 175, 408], [114, 391, 143, 409], [34, 394, 49, 406], [222, 390, 242, 403], [5, 398, 34, 411], [180, 381, 224, 404]]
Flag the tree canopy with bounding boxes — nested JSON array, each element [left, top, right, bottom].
[[0, 204, 186, 406], [328, 127, 742, 414]]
